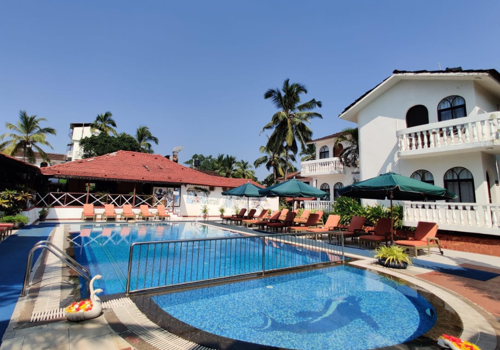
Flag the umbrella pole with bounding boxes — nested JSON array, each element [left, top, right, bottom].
[[390, 191, 394, 243]]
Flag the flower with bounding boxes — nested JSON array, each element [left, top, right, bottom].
[[65, 299, 93, 313], [437, 334, 480, 350]]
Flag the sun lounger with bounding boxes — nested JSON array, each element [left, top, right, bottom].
[[395, 221, 442, 256], [305, 214, 341, 240], [289, 213, 322, 232], [102, 204, 118, 221], [81, 204, 96, 221], [242, 209, 269, 227], [121, 205, 137, 221], [266, 211, 297, 233], [140, 205, 155, 221], [329, 216, 366, 242], [221, 208, 247, 224], [254, 211, 281, 230], [230, 209, 257, 225], [156, 205, 171, 221], [358, 218, 393, 247], [293, 210, 310, 224]]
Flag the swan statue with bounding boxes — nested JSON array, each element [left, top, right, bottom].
[[65, 274, 103, 322]]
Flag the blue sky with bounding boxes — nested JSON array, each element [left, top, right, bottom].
[[1, 0, 499, 181]]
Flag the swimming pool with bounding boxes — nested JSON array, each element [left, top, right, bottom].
[[151, 265, 437, 350], [72, 223, 342, 295]]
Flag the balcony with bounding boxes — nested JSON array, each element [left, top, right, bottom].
[[397, 112, 500, 158], [301, 158, 344, 177]]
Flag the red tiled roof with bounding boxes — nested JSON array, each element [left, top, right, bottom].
[[40, 151, 263, 188]]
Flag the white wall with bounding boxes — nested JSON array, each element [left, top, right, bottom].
[[474, 82, 500, 114], [69, 125, 98, 160]]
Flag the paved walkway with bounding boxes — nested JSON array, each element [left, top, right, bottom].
[[1, 220, 499, 350]]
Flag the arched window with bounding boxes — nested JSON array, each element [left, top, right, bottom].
[[411, 170, 434, 185], [320, 183, 330, 201], [406, 105, 429, 128], [319, 146, 329, 159], [438, 96, 467, 122], [444, 167, 475, 203], [333, 182, 343, 199], [333, 143, 343, 157]]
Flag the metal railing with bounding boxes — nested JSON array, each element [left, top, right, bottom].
[[125, 232, 344, 295], [21, 241, 92, 297]]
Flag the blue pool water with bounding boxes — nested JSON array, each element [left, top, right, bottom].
[[153, 265, 436, 350], [72, 223, 339, 295]]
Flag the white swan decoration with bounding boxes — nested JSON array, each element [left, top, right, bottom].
[[65, 275, 103, 322]]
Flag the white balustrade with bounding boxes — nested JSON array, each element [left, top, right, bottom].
[[303, 200, 334, 212], [301, 158, 345, 176], [403, 202, 500, 234], [397, 112, 500, 153]]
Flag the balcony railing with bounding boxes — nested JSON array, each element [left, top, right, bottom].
[[397, 112, 500, 155], [303, 200, 334, 212], [301, 158, 344, 176]]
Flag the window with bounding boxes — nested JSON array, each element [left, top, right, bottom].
[[406, 105, 429, 128], [411, 170, 434, 185], [333, 182, 343, 199], [438, 96, 467, 122], [444, 167, 475, 203], [319, 146, 329, 159], [334, 143, 343, 157], [320, 183, 330, 201]]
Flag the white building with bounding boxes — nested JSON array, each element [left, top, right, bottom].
[[338, 67, 500, 235], [300, 132, 359, 212], [66, 123, 97, 161]]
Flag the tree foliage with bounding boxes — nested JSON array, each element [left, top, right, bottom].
[[334, 127, 359, 168], [80, 132, 139, 158], [254, 141, 296, 185], [261, 79, 322, 180], [184, 153, 256, 180], [135, 126, 159, 153], [0, 110, 56, 164], [91, 111, 117, 136]]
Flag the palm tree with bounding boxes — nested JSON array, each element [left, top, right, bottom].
[[0, 110, 56, 164], [214, 154, 237, 178], [334, 127, 359, 168], [234, 160, 256, 180], [91, 111, 117, 136], [135, 126, 159, 153], [299, 144, 316, 162], [254, 142, 296, 185], [261, 79, 322, 180]]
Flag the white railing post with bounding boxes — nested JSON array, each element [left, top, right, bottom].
[[466, 206, 472, 226], [483, 205, 492, 228], [481, 120, 487, 141], [465, 123, 471, 143], [474, 206, 480, 227]]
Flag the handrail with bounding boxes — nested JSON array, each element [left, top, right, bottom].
[[125, 230, 345, 296], [21, 242, 92, 297], [33, 241, 91, 276]]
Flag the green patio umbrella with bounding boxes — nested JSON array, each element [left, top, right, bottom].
[[338, 172, 457, 240], [259, 179, 327, 198], [222, 182, 264, 209]]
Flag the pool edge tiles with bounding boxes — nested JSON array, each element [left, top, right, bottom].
[[135, 265, 461, 350]]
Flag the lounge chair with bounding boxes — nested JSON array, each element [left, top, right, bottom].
[[221, 208, 247, 224], [0, 223, 14, 241], [81, 204, 96, 221], [230, 209, 257, 225], [121, 205, 137, 221], [294, 210, 310, 224], [242, 209, 269, 227], [395, 221, 442, 256], [266, 211, 297, 233], [289, 213, 322, 233], [254, 211, 281, 230], [329, 216, 366, 242], [156, 205, 171, 221], [358, 218, 393, 247], [102, 204, 118, 221], [306, 214, 341, 240], [140, 205, 155, 221]]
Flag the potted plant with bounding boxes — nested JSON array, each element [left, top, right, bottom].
[[374, 245, 412, 269], [0, 214, 29, 229], [201, 205, 209, 220], [219, 207, 225, 218], [38, 206, 51, 221]]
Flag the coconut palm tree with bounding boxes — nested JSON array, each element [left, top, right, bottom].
[[334, 127, 359, 168], [234, 160, 256, 180], [261, 79, 322, 180], [135, 126, 159, 153], [91, 111, 117, 136], [0, 110, 56, 164], [254, 142, 296, 185], [214, 154, 237, 178], [299, 144, 316, 162]]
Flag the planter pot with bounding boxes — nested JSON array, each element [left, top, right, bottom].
[[13, 222, 25, 229], [377, 258, 408, 269], [39, 215, 47, 222]]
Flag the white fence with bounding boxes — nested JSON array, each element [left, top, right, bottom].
[[303, 200, 334, 212], [397, 112, 500, 153], [404, 201, 500, 235], [301, 158, 345, 176]]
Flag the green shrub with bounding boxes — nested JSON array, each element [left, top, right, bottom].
[[332, 197, 366, 225], [365, 204, 390, 227], [0, 190, 33, 216], [0, 214, 29, 224]]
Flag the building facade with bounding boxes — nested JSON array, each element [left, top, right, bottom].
[[66, 123, 96, 161], [339, 68, 500, 235]]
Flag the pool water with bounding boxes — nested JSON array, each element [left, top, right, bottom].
[[153, 265, 436, 350]]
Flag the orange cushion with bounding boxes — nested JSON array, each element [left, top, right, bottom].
[[359, 235, 386, 242], [395, 240, 427, 246]]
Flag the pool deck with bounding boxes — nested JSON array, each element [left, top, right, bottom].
[[1, 219, 499, 350]]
